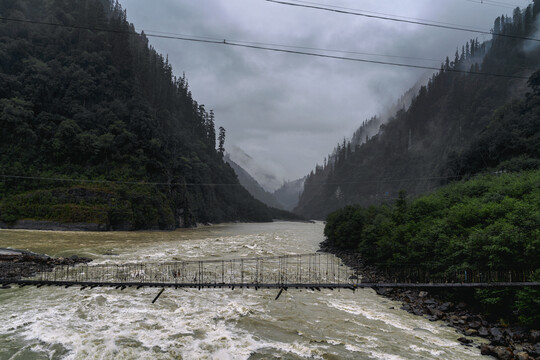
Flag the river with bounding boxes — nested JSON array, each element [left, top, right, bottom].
[[0, 222, 487, 359]]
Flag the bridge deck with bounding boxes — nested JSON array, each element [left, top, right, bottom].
[[2, 279, 540, 289], [1, 253, 538, 291]]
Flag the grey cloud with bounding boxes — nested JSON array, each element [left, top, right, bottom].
[[121, 0, 532, 188]]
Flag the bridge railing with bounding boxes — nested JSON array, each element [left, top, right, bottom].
[[7, 253, 358, 287], [1, 254, 537, 287], [378, 266, 537, 284]]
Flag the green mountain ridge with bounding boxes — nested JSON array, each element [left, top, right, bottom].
[[295, 2, 540, 219], [0, 0, 296, 229], [224, 154, 284, 210]]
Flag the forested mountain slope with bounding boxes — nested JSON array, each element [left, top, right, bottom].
[[273, 178, 305, 211], [296, 2, 540, 219], [0, 0, 291, 229], [225, 155, 284, 209]]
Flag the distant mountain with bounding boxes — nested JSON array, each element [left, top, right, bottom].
[[296, 3, 540, 219], [273, 178, 305, 211], [225, 155, 284, 209], [227, 145, 284, 192]]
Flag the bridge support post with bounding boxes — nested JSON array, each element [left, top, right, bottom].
[[152, 288, 165, 304]]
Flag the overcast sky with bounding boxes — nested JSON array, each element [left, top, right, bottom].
[[120, 0, 532, 191]]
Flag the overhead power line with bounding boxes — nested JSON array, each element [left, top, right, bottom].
[[0, 174, 464, 187], [481, 0, 527, 8], [265, 0, 540, 43], [0, 174, 242, 187], [0, 16, 529, 79], [2, 16, 441, 65], [464, 0, 525, 9], [278, 0, 490, 30], [138, 28, 443, 64], [221, 40, 528, 79]]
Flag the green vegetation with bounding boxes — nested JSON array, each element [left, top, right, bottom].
[[324, 171, 540, 326], [308, 4, 540, 326], [0, 0, 299, 228], [0, 185, 176, 229], [296, 2, 540, 219], [449, 69, 540, 176]]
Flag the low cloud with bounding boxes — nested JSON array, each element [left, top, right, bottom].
[[121, 0, 532, 182]]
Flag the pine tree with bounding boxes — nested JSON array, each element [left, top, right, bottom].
[[207, 110, 216, 146], [493, 16, 501, 34], [218, 126, 226, 156]]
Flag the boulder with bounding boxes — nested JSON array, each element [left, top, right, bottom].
[[481, 343, 494, 355], [490, 328, 505, 345], [400, 304, 412, 312], [428, 308, 445, 319], [492, 346, 513, 360], [478, 327, 490, 337], [468, 321, 481, 330], [412, 308, 424, 316], [438, 302, 454, 312], [482, 344, 513, 360], [423, 298, 438, 306], [458, 337, 473, 344], [514, 351, 529, 360]]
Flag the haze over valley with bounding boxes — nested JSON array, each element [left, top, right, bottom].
[[1, 1, 539, 359]]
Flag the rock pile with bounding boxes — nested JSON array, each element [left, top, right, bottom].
[[0, 248, 92, 281], [319, 240, 540, 360]]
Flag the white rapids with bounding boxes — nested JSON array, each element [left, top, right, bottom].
[[0, 222, 488, 359]]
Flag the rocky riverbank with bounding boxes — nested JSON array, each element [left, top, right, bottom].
[[0, 248, 92, 282], [319, 239, 540, 360]]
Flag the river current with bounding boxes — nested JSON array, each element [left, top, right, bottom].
[[0, 222, 487, 359]]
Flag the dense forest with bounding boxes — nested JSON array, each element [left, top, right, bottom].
[[324, 169, 540, 326], [273, 177, 305, 211], [0, 0, 298, 229], [296, 1, 540, 219], [224, 154, 284, 210], [321, 3, 540, 328]]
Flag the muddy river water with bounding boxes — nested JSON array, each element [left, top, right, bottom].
[[0, 222, 487, 359]]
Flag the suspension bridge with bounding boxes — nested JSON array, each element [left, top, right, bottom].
[[1, 253, 539, 301]]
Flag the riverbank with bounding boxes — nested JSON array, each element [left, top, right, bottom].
[[0, 218, 311, 232], [0, 220, 112, 232], [319, 239, 540, 360], [0, 248, 92, 282]]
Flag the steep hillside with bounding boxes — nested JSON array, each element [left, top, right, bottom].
[[225, 155, 284, 209], [0, 0, 286, 229], [273, 178, 305, 211], [296, 3, 540, 219]]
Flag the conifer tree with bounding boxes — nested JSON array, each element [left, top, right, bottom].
[[218, 126, 226, 156]]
